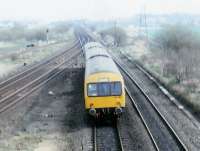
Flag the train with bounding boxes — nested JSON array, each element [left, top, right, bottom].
[[83, 42, 125, 117]]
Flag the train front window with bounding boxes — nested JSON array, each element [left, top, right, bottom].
[[88, 82, 122, 97], [88, 84, 97, 96], [98, 83, 110, 96], [111, 82, 122, 96]]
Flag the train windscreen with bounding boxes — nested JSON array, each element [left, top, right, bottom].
[[87, 82, 122, 97]]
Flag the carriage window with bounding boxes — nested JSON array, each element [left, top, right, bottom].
[[98, 83, 110, 96], [111, 82, 122, 96], [88, 84, 97, 96]]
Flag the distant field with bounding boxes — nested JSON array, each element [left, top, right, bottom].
[[0, 40, 73, 78], [0, 42, 23, 53]]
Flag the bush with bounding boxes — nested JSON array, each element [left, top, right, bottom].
[[25, 30, 46, 42], [0, 26, 47, 42], [155, 25, 200, 52], [0, 22, 71, 43], [99, 27, 127, 47], [153, 25, 200, 82], [10, 54, 19, 61]]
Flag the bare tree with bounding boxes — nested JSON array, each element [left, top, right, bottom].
[[153, 25, 200, 83], [99, 27, 127, 47]]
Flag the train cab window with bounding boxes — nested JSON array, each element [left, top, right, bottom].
[[98, 83, 110, 96], [88, 82, 122, 97], [111, 82, 122, 96], [88, 84, 97, 96]]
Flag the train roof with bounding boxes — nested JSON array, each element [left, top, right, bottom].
[[84, 42, 121, 76], [85, 48, 110, 60], [84, 42, 103, 50], [85, 55, 120, 76], [84, 42, 110, 60]]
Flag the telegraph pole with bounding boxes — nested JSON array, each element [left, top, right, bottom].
[[143, 6, 148, 41], [139, 5, 148, 41], [114, 20, 117, 47], [46, 28, 49, 44]]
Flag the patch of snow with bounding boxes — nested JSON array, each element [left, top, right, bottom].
[[48, 91, 54, 95], [35, 140, 59, 151], [0, 64, 16, 77], [178, 105, 184, 110]]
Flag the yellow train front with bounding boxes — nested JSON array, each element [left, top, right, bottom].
[[84, 42, 125, 117]]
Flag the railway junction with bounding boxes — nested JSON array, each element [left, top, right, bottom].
[[0, 29, 199, 151]]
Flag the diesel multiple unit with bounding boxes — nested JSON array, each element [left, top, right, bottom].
[[83, 42, 125, 117]]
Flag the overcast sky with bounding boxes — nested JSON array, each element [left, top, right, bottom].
[[0, 0, 199, 21]]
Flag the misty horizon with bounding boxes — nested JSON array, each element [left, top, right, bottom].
[[0, 0, 199, 21]]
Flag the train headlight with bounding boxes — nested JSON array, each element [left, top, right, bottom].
[[90, 103, 94, 107], [116, 102, 121, 107]]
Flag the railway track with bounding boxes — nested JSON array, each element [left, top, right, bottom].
[[0, 40, 82, 113], [0, 40, 79, 92], [93, 120, 124, 151], [112, 56, 188, 151]]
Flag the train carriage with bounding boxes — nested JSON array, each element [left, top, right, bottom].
[[84, 42, 125, 117]]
